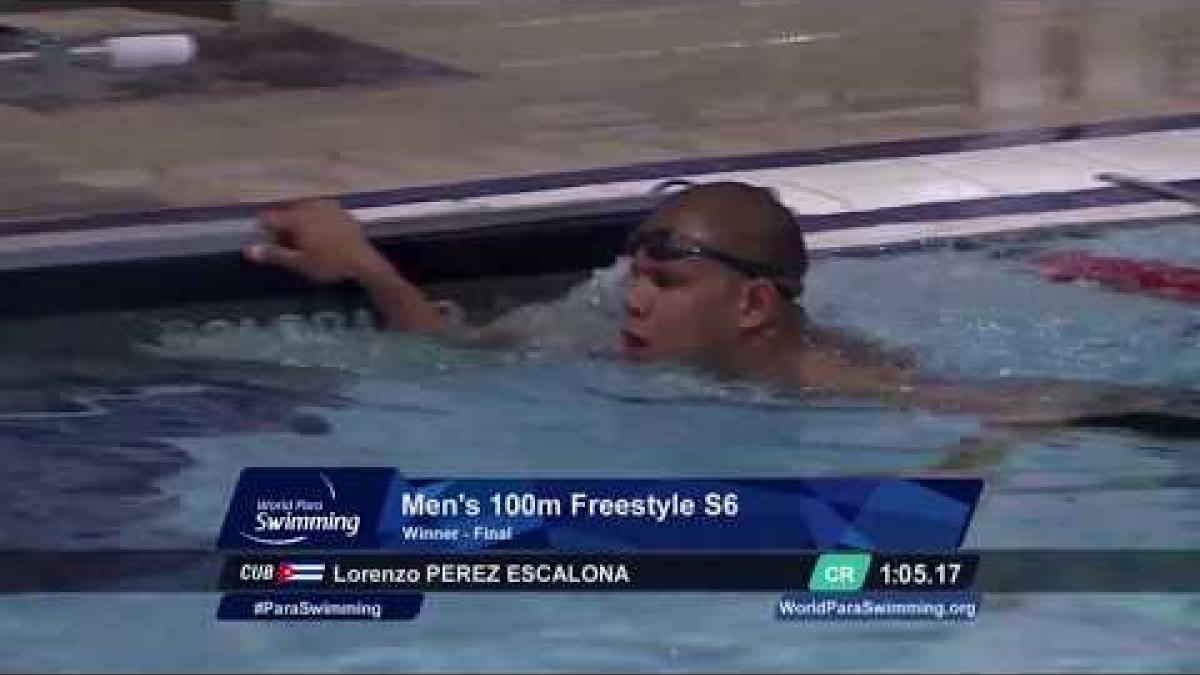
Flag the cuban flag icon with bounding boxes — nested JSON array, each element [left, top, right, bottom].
[[277, 562, 326, 583]]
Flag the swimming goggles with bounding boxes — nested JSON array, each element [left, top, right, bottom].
[[623, 228, 800, 299]]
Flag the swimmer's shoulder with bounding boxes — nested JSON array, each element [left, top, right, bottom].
[[803, 322, 917, 372]]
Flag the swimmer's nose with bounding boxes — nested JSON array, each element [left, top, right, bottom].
[[624, 275, 652, 318]]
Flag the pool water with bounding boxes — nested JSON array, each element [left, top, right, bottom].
[[1, 218, 1197, 672]]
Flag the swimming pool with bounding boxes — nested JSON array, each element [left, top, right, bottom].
[[1, 215, 1197, 672]]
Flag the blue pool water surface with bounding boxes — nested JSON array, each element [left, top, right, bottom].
[[0, 218, 1197, 672]]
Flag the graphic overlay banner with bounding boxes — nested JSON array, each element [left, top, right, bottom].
[[217, 469, 983, 552], [214, 469, 984, 621], [6, 550, 1199, 593], [217, 553, 980, 592]]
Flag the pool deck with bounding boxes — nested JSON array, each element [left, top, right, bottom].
[[3, 0, 1200, 222]]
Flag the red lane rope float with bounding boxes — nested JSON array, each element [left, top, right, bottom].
[[1033, 250, 1200, 304]]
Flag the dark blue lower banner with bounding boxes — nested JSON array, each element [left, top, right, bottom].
[[216, 469, 983, 552], [216, 593, 423, 622]]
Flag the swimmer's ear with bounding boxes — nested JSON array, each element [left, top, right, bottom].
[[435, 300, 466, 327], [737, 279, 778, 331]]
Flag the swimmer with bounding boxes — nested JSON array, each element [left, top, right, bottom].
[[244, 183, 1199, 466]]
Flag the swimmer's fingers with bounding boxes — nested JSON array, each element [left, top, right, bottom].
[[243, 241, 302, 271], [259, 205, 292, 232], [249, 199, 377, 282], [258, 204, 304, 240], [243, 242, 341, 283], [254, 206, 302, 255], [246, 206, 308, 274], [257, 199, 362, 246]]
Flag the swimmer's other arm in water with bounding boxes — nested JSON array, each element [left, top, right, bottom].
[[894, 378, 1200, 473], [892, 377, 1200, 437], [243, 200, 449, 334]]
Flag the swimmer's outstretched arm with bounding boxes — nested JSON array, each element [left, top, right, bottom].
[[243, 200, 445, 333], [911, 378, 1200, 436], [879, 377, 1200, 476]]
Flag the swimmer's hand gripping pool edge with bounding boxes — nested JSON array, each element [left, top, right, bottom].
[[243, 200, 447, 333]]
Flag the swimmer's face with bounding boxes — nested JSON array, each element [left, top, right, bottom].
[[620, 224, 748, 368]]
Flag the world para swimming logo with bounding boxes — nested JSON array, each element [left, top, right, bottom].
[[241, 472, 361, 546], [218, 468, 394, 550]]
